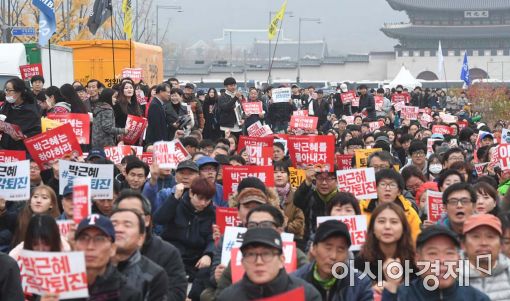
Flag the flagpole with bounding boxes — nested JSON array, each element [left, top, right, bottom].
[[48, 38, 53, 86], [267, 20, 284, 85], [129, 38, 132, 68], [443, 56, 448, 90], [110, 7, 116, 81]]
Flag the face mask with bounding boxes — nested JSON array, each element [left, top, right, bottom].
[[429, 164, 442, 174], [5, 96, 16, 103]]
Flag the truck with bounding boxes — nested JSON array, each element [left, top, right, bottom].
[[60, 40, 163, 87], [0, 43, 74, 88]]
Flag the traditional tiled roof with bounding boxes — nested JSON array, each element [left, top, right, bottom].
[[387, 0, 510, 11], [381, 24, 510, 39]]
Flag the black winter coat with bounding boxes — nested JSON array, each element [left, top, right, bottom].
[[0, 101, 41, 151], [145, 97, 169, 144], [358, 93, 376, 120], [217, 93, 239, 128], [0, 253, 23, 301], [164, 102, 188, 141]]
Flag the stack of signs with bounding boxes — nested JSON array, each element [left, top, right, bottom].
[[317, 215, 367, 251], [222, 165, 274, 200], [272, 87, 291, 103], [17, 250, 89, 299], [46, 113, 91, 144], [0, 160, 30, 201], [247, 121, 273, 137], [123, 115, 148, 145], [336, 168, 377, 200], [153, 140, 190, 169], [425, 190, 444, 223], [287, 135, 335, 170], [289, 116, 318, 131], [59, 160, 114, 199], [104, 145, 143, 164], [0, 120, 25, 139], [0, 150, 26, 163], [242, 102, 263, 116], [72, 177, 92, 225], [400, 106, 419, 120]]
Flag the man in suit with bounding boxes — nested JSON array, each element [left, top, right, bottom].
[[146, 83, 171, 145]]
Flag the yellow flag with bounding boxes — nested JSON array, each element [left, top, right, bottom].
[[268, 0, 287, 41], [122, 0, 133, 39]]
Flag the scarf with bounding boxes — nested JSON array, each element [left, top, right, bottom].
[[317, 189, 338, 204], [276, 183, 291, 206], [313, 263, 337, 290]]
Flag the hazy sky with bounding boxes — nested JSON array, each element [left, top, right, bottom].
[[156, 0, 408, 54]]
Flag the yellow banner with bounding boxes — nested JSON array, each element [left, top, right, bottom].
[[41, 118, 63, 132], [289, 167, 306, 188], [355, 148, 382, 169], [122, 0, 133, 39], [268, 0, 287, 40]]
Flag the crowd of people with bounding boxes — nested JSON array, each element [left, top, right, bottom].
[[0, 73, 509, 301]]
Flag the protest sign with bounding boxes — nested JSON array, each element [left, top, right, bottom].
[[374, 95, 384, 111], [391, 93, 410, 104], [272, 87, 291, 103], [287, 135, 335, 169], [400, 106, 419, 120], [432, 125, 453, 136], [502, 129, 510, 144], [24, 123, 82, 170], [340, 91, 357, 104], [293, 110, 309, 117], [253, 287, 305, 301], [289, 116, 318, 131], [59, 160, 114, 199], [245, 145, 273, 166], [216, 207, 241, 235], [247, 121, 273, 137], [41, 117, 63, 132], [336, 168, 377, 200], [425, 190, 444, 223], [57, 220, 74, 238], [222, 165, 274, 200], [19, 63, 43, 80], [104, 145, 138, 164], [439, 112, 458, 123], [121, 68, 143, 82], [238, 136, 273, 153], [135, 89, 147, 106], [393, 101, 405, 112], [336, 154, 353, 170], [289, 167, 306, 188], [474, 162, 488, 176], [18, 250, 88, 299], [73, 177, 91, 225], [368, 121, 383, 133], [139, 152, 154, 165], [0, 160, 30, 201], [458, 120, 468, 131], [354, 148, 381, 169], [47, 113, 91, 144], [242, 102, 263, 116], [497, 144, 510, 170], [0, 120, 25, 139], [153, 140, 190, 169], [0, 150, 26, 162], [123, 115, 148, 145], [420, 113, 432, 128], [317, 215, 368, 251]]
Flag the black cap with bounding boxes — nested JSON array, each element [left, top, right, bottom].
[[176, 160, 199, 172], [224, 77, 236, 86], [314, 220, 351, 246], [317, 89, 324, 94], [185, 83, 194, 90], [237, 177, 266, 194], [241, 228, 282, 252], [416, 225, 459, 249], [197, 90, 205, 96]]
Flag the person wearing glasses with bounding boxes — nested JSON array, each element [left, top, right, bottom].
[[0, 77, 41, 151], [360, 169, 421, 242], [439, 182, 476, 236], [217, 227, 321, 301], [402, 141, 428, 176]]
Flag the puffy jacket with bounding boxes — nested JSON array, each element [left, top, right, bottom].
[[381, 278, 490, 301], [117, 251, 169, 301], [359, 195, 421, 242], [141, 232, 187, 301], [91, 102, 125, 148], [293, 262, 374, 301], [463, 254, 510, 301], [280, 189, 305, 238], [217, 268, 321, 301], [0, 101, 41, 151]]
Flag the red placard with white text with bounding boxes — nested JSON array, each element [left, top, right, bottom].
[[104, 145, 135, 164], [368, 121, 384, 132], [238, 136, 274, 153], [393, 101, 405, 112], [391, 93, 410, 104], [242, 102, 263, 116], [287, 135, 335, 170], [289, 115, 318, 130], [293, 110, 309, 117], [19, 63, 43, 80], [246, 145, 273, 166], [222, 165, 274, 200], [374, 95, 384, 111], [340, 91, 357, 104], [153, 140, 190, 169], [123, 115, 147, 145], [400, 106, 419, 120], [0, 150, 26, 162], [216, 208, 241, 235], [425, 190, 444, 223], [57, 220, 74, 238], [336, 168, 377, 200], [432, 125, 453, 136], [72, 177, 91, 225], [139, 152, 154, 165], [24, 123, 82, 170], [497, 144, 510, 170], [336, 154, 353, 170], [458, 121, 468, 131], [47, 113, 91, 144], [317, 215, 367, 251]]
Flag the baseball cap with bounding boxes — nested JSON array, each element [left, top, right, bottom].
[[236, 188, 268, 205], [430, 133, 444, 140], [241, 227, 282, 252], [75, 214, 115, 242], [375, 136, 390, 144], [463, 214, 502, 235], [184, 83, 194, 90], [196, 156, 219, 169], [176, 160, 199, 172], [480, 132, 494, 140], [314, 220, 351, 246], [62, 184, 73, 197], [87, 148, 107, 160], [416, 225, 459, 249]]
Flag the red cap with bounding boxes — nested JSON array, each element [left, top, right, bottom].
[[463, 214, 502, 235]]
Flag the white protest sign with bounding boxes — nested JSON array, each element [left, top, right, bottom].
[[0, 160, 30, 201], [59, 160, 114, 199], [316, 215, 368, 251], [336, 168, 377, 200], [502, 129, 510, 144], [153, 140, 191, 169], [273, 87, 291, 103]]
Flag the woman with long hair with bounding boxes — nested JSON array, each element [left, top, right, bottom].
[[91, 88, 127, 148], [202, 88, 222, 140], [113, 81, 142, 128], [60, 83, 88, 113], [45, 86, 71, 114]]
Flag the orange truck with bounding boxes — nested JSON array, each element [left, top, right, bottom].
[[60, 40, 163, 87]]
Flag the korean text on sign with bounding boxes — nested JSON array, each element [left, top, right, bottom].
[[153, 140, 191, 169], [340, 91, 357, 104], [0, 160, 30, 201], [73, 177, 92, 225], [222, 165, 275, 200], [272, 87, 291, 103], [245, 145, 273, 166], [17, 250, 89, 299], [216, 207, 242, 235], [336, 168, 377, 200], [47, 113, 91, 145], [425, 190, 444, 223], [242, 102, 263, 116], [237, 136, 273, 153], [59, 160, 114, 199], [287, 135, 335, 169], [123, 115, 148, 145], [0, 150, 26, 163], [317, 215, 368, 251], [289, 116, 318, 130]]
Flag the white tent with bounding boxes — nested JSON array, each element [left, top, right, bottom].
[[387, 66, 422, 90]]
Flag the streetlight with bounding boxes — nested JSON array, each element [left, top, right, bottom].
[[268, 10, 293, 84], [297, 17, 321, 84], [156, 5, 182, 44]]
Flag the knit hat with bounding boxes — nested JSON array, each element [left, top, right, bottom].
[[237, 177, 266, 194]]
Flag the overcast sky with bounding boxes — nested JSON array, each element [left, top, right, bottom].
[[156, 0, 408, 54]]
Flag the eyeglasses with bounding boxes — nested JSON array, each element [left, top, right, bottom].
[[246, 221, 278, 229], [76, 234, 110, 245], [315, 176, 336, 183], [242, 251, 280, 264], [448, 156, 464, 162], [4, 89, 15, 93], [446, 198, 472, 206], [378, 182, 399, 190], [411, 151, 425, 157]]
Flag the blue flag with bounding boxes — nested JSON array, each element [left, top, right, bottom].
[[32, 0, 56, 46], [460, 51, 471, 86]]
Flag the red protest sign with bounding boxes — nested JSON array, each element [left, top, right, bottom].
[[391, 93, 410, 104], [123, 115, 148, 145], [47, 113, 91, 144], [19, 63, 43, 80], [336, 154, 353, 170], [256, 287, 304, 301], [374, 95, 384, 111], [458, 121, 468, 131], [238, 136, 274, 153], [72, 178, 91, 225], [368, 121, 383, 132], [222, 165, 274, 200], [432, 125, 453, 135], [246, 145, 273, 166], [216, 207, 241, 235], [104, 145, 134, 164], [317, 215, 367, 251], [122, 68, 143, 82], [400, 106, 419, 120], [136, 90, 147, 106], [393, 101, 405, 112], [336, 168, 377, 200], [139, 152, 154, 165], [242, 102, 263, 116], [0, 150, 26, 163], [340, 91, 357, 104], [289, 116, 318, 130], [24, 123, 82, 170], [247, 121, 273, 137], [293, 110, 308, 117], [287, 135, 335, 169], [425, 190, 444, 223], [153, 140, 190, 169], [497, 144, 510, 170], [0, 120, 25, 139]]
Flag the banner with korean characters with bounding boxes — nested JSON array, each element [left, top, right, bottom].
[[0, 160, 30, 201], [289, 167, 306, 189], [59, 160, 114, 199], [391, 93, 410, 104], [19, 63, 43, 80], [247, 121, 273, 137], [432, 125, 453, 136], [153, 140, 190, 169], [400, 106, 419, 120], [425, 190, 444, 223], [287, 135, 335, 170], [121, 68, 143, 82], [72, 177, 92, 225], [354, 148, 382, 169], [340, 91, 357, 104], [222, 165, 274, 200], [123, 115, 148, 145], [336, 167, 377, 200], [237, 136, 273, 153], [272, 87, 291, 103], [336, 154, 353, 170], [245, 145, 273, 166], [46, 113, 91, 144], [104, 145, 143, 164], [317, 215, 368, 251], [242, 102, 263, 116], [289, 116, 318, 131], [0, 150, 26, 163], [497, 144, 510, 171], [216, 207, 242, 235]]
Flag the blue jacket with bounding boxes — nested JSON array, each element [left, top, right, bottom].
[[382, 278, 490, 301], [142, 177, 177, 214], [293, 262, 373, 301]]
